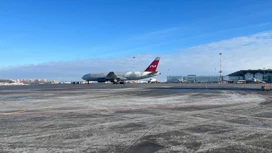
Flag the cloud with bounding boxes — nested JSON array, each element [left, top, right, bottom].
[[128, 27, 181, 40], [92, 21, 272, 58], [166, 31, 272, 74], [1, 31, 272, 81], [88, 27, 182, 57]]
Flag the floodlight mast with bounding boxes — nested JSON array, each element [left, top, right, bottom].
[[133, 56, 135, 72], [219, 53, 222, 83], [263, 67, 265, 81]]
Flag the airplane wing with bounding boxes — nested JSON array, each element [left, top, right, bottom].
[[105, 72, 127, 83], [105, 72, 117, 80]]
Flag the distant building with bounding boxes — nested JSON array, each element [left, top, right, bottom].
[[228, 69, 272, 83], [0, 79, 14, 83], [167, 75, 221, 83]]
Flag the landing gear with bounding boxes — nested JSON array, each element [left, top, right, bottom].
[[112, 80, 125, 85]]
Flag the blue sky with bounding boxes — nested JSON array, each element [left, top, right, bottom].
[[1, 0, 272, 80]]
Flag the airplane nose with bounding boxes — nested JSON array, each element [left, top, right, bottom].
[[82, 74, 87, 80]]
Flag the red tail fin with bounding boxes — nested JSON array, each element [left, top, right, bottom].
[[144, 57, 160, 72]]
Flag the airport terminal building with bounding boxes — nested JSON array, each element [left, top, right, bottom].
[[167, 69, 272, 83], [227, 69, 272, 83], [167, 75, 221, 83]]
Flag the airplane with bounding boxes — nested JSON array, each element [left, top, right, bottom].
[[82, 57, 161, 84], [148, 78, 159, 83], [246, 77, 266, 83]]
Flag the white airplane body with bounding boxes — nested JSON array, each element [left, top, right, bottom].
[[82, 57, 161, 84]]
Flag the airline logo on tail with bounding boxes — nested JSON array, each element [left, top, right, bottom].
[[145, 57, 160, 72]]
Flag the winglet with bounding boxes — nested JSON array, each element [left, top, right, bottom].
[[144, 57, 160, 72]]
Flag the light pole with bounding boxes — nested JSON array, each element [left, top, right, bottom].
[[219, 53, 222, 83], [133, 56, 135, 72], [167, 69, 170, 83], [263, 67, 265, 81]]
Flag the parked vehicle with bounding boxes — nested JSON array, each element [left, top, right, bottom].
[[236, 80, 246, 84]]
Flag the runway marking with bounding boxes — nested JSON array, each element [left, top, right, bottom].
[[2, 109, 28, 115], [0, 106, 53, 116], [38, 106, 53, 109]]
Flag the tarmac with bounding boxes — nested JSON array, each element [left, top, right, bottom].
[[0, 83, 272, 153]]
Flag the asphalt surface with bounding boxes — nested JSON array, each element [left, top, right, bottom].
[[0, 83, 272, 153]]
